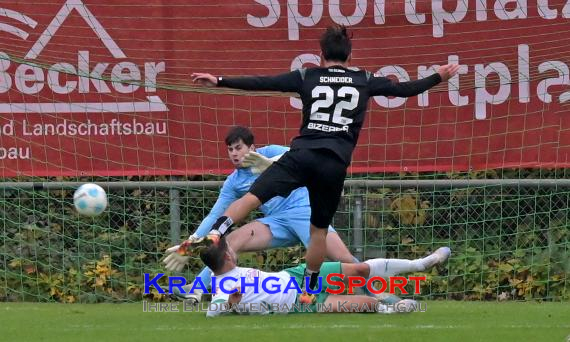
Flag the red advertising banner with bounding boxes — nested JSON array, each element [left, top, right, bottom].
[[0, 0, 569, 176]]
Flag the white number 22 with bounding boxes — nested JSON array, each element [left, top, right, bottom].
[[310, 86, 359, 125]]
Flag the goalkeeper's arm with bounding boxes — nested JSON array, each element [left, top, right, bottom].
[[191, 177, 239, 238], [163, 179, 238, 271]]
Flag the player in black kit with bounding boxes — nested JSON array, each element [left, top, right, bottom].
[[167, 25, 459, 293]]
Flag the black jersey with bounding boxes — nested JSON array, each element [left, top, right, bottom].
[[218, 66, 441, 165]]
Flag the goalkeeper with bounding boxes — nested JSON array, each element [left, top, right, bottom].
[[198, 234, 450, 317], [166, 126, 356, 303]]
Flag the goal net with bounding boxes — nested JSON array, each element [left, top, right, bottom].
[[1, 0, 569, 302]]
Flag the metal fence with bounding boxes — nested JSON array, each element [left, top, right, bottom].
[[3, 178, 570, 262], [1, 179, 568, 302]]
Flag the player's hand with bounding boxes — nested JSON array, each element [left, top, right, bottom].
[[437, 64, 460, 82], [163, 235, 199, 272], [242, 151, 274, 174], [191, 73, 217, 87]]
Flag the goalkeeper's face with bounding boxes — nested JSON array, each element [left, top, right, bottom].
[[227, 139, 254, 168]]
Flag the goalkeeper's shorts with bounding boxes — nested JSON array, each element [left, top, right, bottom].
[[284, 262, 343, 313], [249, 148, 346, 228], [256, 207, 336, 248]]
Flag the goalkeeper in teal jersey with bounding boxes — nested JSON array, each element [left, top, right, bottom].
[[167, 126, 356, 302]]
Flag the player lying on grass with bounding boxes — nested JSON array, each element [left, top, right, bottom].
[[165, 126, 357, 303], [187, 25, 459, 291], [196, 234, 451, 317]]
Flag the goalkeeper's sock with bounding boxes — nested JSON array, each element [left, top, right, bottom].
[[211, 216, 234, 236]]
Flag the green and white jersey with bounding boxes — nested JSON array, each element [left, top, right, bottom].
[[207, 267, 297, 317]]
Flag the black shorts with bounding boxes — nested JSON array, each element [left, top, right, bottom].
[[249, 148, 347, 228]]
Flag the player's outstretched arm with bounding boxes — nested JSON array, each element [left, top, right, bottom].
[[370, 64, 459, 98], [163, 178, 238, 271], [191, 71, 303, 92]]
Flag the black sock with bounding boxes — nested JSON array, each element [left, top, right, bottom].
[[304, 268, 320, 291]]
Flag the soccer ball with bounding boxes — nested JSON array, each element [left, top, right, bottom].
[[73, 183, 108, 217]]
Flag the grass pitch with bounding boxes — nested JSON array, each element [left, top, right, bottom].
[[2, 301, 568, 342]]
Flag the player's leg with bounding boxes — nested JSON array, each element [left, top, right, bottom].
[[338, 262, 370, 278], [296, 224, 355, 263], [225, 221, 273, 252], [286, 207, 356, 263], [339, 247, 452, 278], [304, 224, 328, 282], [335, 248, 450, 301], [290, 261, 416, 313], [364, 247, 451, 278], [325, 231, 355, 263], [304, 149, 347, 289]]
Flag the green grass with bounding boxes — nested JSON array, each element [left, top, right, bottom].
[[2, 301, 569, 342]]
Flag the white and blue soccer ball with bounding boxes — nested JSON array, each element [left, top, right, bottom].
[[73, 183, 108, 217]]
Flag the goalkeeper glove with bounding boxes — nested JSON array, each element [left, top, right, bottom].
[[163, 233, 222, 272], [163, 234, 199, 272], [241, 151, 282, 174]]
